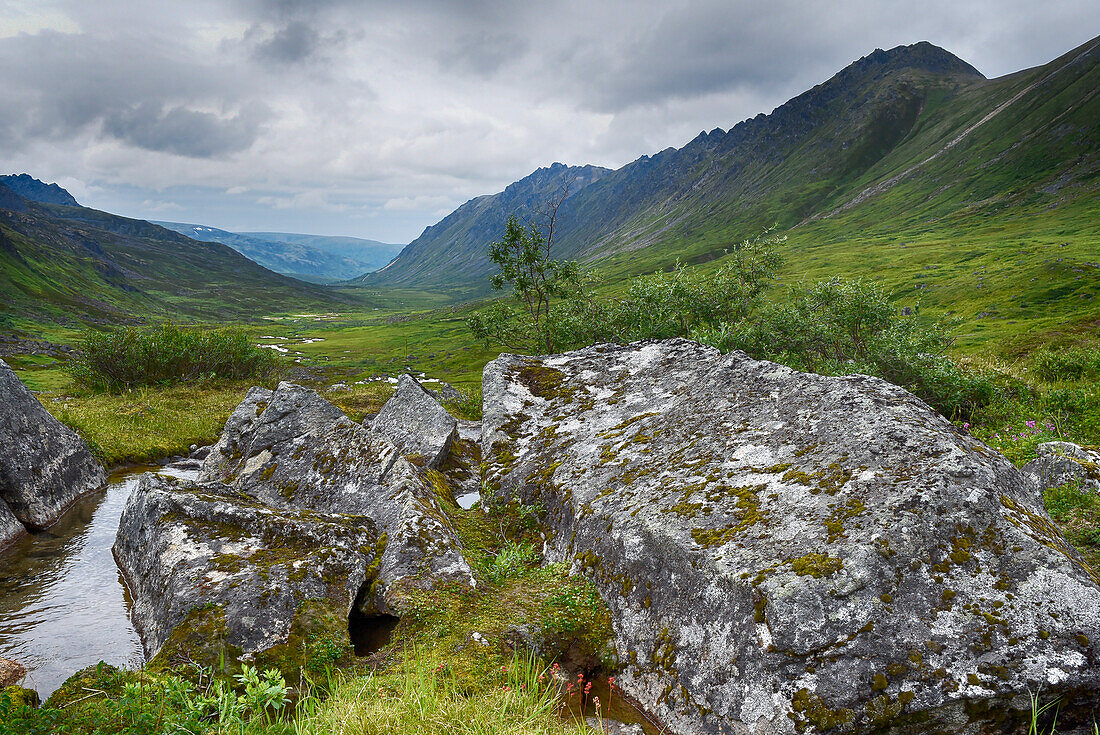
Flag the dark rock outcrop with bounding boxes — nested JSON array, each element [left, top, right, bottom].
[[114, 474, 381, 668], [482, 339, 1100, 735], [370, 373, 457, 469], [0, 358, 104, 531], [1022, 441, 1100, 493]]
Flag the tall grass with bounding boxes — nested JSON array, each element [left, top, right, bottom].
[[70, 322, 279, 392], [293, 649, 589, 735]]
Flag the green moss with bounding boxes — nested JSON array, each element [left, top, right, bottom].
[[789, 688, 854, 732], [824, 498, 866, 542], [259, 462, 277, 481], [871, 672, 889, 691], [790, 552, 844, 578], [515, 365, 576, 402], [690, 484, 764, 547], [149, 603, 243, 676]]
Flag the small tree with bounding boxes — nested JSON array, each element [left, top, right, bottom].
[[467, 181, 580, 354]]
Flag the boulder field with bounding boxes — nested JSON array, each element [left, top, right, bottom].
[[116, 341, 1100, 733], [0, 358, 105, 549]]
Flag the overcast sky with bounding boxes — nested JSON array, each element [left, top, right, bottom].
[[1, 1, 1097, 243]]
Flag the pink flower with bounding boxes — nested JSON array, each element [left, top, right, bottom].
[[962, 422, 970, 430]]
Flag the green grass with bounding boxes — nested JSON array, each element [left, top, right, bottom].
[[43, 382, 257, 466]]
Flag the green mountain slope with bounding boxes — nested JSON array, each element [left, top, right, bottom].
[[357, 163, 610, 293], [360, 38, 1100, 347], [0, 182, 344, 331], [154, 222, 402, 282]]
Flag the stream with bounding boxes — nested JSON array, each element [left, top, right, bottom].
[[0, 461, 198, 698]]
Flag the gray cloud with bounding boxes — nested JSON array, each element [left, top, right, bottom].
[[1, 0, 1097, 243], [252, 20, 321, 63], [102, 101, 269, 157]]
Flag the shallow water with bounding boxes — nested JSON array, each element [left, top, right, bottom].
[[0, 462, 197, 698]]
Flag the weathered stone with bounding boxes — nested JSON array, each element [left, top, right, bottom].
[[0, 657, 26, 687], [483, 339, 1100, 735], [0, 501, 26, 551], [0, 358, 105, 529], [114, 473, 380, 666], [1022, 441, 1100, 493], [200, 381, 474, 606], [370, 373, 457, 469]]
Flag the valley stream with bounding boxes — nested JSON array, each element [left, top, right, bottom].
[[0, 461, 198, 698]]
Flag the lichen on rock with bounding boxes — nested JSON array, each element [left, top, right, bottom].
[[482, 339, 1100, 735]]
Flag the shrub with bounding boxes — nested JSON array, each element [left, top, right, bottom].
[[1032, 345, 1100, 382], [698, 277, 997, 420], [70, 322, 279, 392]]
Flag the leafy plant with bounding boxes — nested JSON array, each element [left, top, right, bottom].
[[70, 322, 279, 392]]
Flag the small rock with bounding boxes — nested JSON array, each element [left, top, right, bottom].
[[471, 632, 489, 647], [1022, 441, 1100, 492], [189, 444, 198, 453], [0, 657, 26, 687], [585, 718, 643, 735]]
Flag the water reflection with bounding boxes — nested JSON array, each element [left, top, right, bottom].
[[0, 462, 197, 698]]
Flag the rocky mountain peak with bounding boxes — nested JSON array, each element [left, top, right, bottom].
[[0, 174, 79, 207]]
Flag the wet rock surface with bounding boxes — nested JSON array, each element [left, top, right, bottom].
[[0, 358, 105, 532], [482, 339, 1100, 735], [114, 474, 380, 664], [1022, 441, 1100, 493], [0, 656, 26, 687], [370, 373, 458, 469]]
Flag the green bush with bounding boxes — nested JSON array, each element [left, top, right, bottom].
[[697, 277, 997, 420], [70, 322, 279, 392], [1032, 345, 1100, 382]]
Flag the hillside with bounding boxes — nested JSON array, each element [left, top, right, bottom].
[[360, 38, 1100, 346], [358, 163, 610, 294], [0, 181, 344, 331], [155, 223, 403, 282]]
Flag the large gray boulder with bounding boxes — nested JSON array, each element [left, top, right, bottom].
[[0, 358, 105, 530], [483, 339, 1100, 735], [114, 474, 380, 667], [200, 381, 474, 605], [370, 373, 457, 469], [1022, 441, 1100, 493]]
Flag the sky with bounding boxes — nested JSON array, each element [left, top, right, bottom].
[[1, 1, 1097, 244]]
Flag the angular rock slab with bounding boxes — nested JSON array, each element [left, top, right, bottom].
[[370, 373, 457, 469], [1022, 441, 1100, 493], [483, 339, 1100, 735], [114, 474, 380, 660], [200, 381, 474, 606], [0, 358, 105, 529]]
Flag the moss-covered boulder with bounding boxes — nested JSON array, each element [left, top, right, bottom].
[[198, 381, 474, 599], [483, 339, 1100, 735], [114, 474, 381, 672]]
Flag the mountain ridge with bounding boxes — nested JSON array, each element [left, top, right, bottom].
[[360, 38, 1094, 295]]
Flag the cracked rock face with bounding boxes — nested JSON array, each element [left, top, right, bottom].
[[199, 381, 474, 601], [370, 373, 458, 469], [114, 474, 381, 662], [482, 339, 1100, 735], [1022, 442, 1100, 493], [0, 358, 105, 533]]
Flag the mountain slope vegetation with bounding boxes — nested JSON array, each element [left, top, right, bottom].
[[0, 182, 343, 331], [361, 38, 1100, 348]]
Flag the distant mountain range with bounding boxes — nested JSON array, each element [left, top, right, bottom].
[[362, 36, 1100, 309], [0, 179, 344, 330], [153, 222, 403, 283]]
